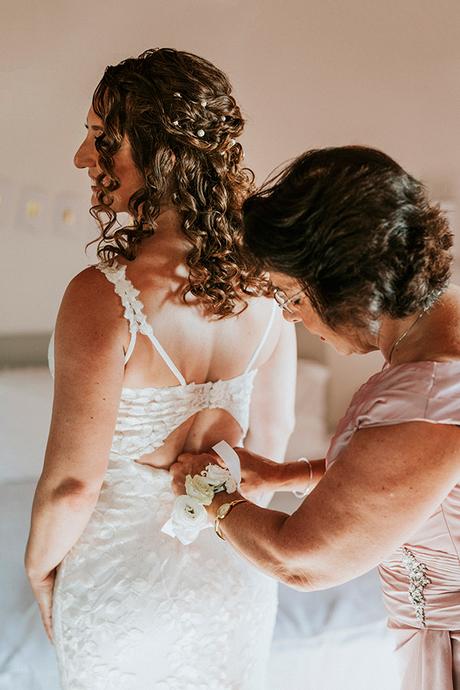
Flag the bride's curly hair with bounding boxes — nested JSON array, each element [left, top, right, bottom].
[[90, 48, 265, 317]]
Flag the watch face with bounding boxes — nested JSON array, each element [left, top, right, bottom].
[[217, 503, 231, 519]]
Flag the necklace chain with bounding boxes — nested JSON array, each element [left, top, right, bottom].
[[387, 308, 428, 364]]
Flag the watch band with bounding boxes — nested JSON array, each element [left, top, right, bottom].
[[214, 499, 247, 540]]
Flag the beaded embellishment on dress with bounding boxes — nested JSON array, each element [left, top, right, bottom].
[[401, 547, 431, 627]]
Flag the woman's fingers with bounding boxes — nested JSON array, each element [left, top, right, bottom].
[[169, 463, 187, 495], [171, 451, 225, 495], [209, 450, 226, 468], [37, 592, 53, 642], [171, 449, 244, 495]]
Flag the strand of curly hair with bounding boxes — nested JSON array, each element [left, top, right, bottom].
[[88, 48, 268, 318]]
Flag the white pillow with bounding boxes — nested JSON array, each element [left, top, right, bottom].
[[0, 479, 61, 688], [287, 358, 330, 460], [0, 368, 53, 482]]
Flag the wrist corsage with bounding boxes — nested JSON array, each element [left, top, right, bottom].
[[162, 463, 237, 545]]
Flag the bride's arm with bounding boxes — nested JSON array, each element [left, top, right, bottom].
[[25, 267, 126, 637], [244, 316, 297, 461], [234, 315, 325, 496]]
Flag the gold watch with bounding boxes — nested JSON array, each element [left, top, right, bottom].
[[214, 499, 247, 540]]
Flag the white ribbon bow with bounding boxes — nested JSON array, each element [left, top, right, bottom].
[[212, 441, 242, 489]]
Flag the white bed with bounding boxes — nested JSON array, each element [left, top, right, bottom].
[[0, 361, 399, 690]]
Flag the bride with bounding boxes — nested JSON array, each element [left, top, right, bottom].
[[25, 48, 295, 690]]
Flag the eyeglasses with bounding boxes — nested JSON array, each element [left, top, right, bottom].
[[273, 287, 305, 313]]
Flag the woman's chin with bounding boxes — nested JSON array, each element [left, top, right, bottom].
[[329, 341, 359, 356]]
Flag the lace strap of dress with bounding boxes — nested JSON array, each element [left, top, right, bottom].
[[96, 261, 139, 364], [96, 262, 143, 332], [96, 261, 186, 384], [244, 300, 278, 373]]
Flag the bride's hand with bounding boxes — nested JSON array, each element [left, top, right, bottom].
[[26, 568, 56, 642]]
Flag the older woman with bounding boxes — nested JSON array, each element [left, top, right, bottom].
[[172, 146, 460, 690]]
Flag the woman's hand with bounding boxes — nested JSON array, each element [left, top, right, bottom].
[[170, 448, 284, 501], [233, 448, 284, 499], [26, 568, 56, 642], [170, 452, 216, 496]]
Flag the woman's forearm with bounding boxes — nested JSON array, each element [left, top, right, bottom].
[[25, 478, 100, 578], [206, 459, 328, 589], [209, 491, 310, 588]]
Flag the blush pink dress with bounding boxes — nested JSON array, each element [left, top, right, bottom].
[[326, 361, 460, 690]]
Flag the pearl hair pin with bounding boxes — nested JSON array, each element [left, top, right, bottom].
[[169, 92, 235, 143]]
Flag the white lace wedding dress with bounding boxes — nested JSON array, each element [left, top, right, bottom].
[[50, 261, 278, 690]]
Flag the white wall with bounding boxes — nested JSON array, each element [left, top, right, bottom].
[[2, 0, 459, 334], [2, 0, 459, 419]]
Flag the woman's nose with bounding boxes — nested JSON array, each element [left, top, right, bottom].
[[74, 139, 96, 169], [283, 310, 301, 324]]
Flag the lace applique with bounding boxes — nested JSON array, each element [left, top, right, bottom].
[[52, 265, 275, 689], [53, 467, 277, 689], [96, 261, 154, 339], [402, 547, 431, 626], [112, 370, 256, 459]]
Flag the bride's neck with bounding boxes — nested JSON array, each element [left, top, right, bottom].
[[136, 207, 191, 269]]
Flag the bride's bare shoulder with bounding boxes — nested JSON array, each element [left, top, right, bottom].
[[62, 265, 120, 311], [54, 266, 128, 350]]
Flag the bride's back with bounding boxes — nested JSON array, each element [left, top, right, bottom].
[[97, 249, 280, 469]]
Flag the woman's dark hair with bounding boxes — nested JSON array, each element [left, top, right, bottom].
[[243, 146, 453, 329], [90, 48, 264, 317]]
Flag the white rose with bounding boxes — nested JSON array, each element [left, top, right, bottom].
[[161, 495, 210, 545], [185, 474, 215, 506], [172, 495, 209, 528], [204, 463, 231, 487], [224, 477, 237, 494]]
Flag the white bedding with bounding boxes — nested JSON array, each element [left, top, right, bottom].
[[0, 480, 60, 690], [269, 491, 399, 690], [0, 363, 399, 690], [0, 368, 52, 482]]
